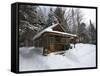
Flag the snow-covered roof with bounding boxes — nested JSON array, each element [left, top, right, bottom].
[[33, 23, 77, 40], [46, 30, 77, 37]]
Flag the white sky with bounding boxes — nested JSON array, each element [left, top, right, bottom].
[[80, 8, 96, 26]]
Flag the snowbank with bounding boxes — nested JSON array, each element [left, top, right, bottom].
[[19, 43, 96, 71]]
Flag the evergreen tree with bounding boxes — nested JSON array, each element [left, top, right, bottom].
[[78, 23, 90, 43], [71, 8, 77, 34], [19, 5, 39, 46], [46, 8, 55, 27], [88, 20, 96, 44]]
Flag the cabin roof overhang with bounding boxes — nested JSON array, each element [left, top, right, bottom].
[[43, 31, 77, 37], [33, 23, 77, 40]]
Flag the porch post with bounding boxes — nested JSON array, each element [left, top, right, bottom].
[[43, 47, 48, 56]]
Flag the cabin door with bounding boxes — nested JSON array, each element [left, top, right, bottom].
[[50, 44, 55, 52], [48, 37, 56, 53]]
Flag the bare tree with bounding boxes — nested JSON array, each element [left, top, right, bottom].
[[54, 7, 70, 32], [75, 8, 84, 35], [65, 8, 83, 34]]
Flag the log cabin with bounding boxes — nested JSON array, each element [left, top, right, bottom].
[[33, 23, 78, 55]]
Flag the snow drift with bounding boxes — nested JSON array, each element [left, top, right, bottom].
[[19, 43, 96, 71]]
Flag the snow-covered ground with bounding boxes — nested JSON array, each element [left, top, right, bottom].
[[19, 43, 96, 71]]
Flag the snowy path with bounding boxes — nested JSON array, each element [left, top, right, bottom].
[[19, 43, 96, 71]]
